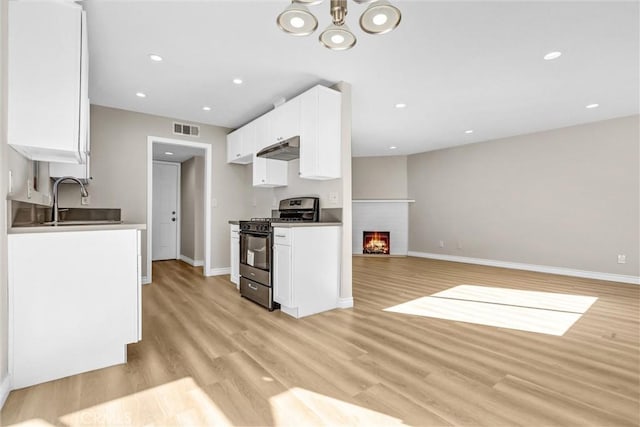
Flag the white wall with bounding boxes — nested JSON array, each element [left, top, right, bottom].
[[407, 115, 640, 278]]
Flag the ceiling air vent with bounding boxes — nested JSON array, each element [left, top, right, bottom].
[[173, 122, 200, 137]]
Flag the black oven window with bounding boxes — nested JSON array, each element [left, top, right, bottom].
[[240, 234, 270, 271]]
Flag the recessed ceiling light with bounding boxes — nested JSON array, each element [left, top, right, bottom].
[[233, 78, 243, 85], [136, 92, 147, 98], [465, 129, 474, 134], [544, 51, 562, 61], [395, 103, 406, 109], [585, 103, 600, 109], [202, 106, 211, 111], [164, 151, 174, 156], [149, 54, 163, 62], [389, 146, 397, 150]]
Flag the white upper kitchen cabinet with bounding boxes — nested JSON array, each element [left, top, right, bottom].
[[253, 154, 288, 188], [269, 97, 301, 145], [226, 121, 255, 164], [299, 85, 342, 180], [9, 1, 89, 164]]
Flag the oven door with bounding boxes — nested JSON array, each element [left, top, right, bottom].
[[239, 231, 271, 286]]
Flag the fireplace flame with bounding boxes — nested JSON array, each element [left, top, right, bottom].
[[363, 231, 390, 255]]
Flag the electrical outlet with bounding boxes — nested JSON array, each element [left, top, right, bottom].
[[617, 254, 626, 264], [212, 198, 218, 208], [81, 195, 90, 205], [439, 240, 445, 248], [328, 192, 339, 204], [457, 240, 462, 249]]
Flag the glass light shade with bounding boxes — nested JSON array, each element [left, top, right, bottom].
[[277, 2, 318, 36], [359, 0, 401, 35], [294, 0, 324, 4], [319, 23, 356, 50]]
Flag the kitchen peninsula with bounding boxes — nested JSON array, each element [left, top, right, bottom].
[[8, 219, 144, 389]]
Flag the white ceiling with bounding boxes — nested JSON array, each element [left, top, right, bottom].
[[84, 0, 640, 157], [152, 142, 204, 162]]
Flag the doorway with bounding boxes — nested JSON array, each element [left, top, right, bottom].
[[147, 136, 212, 284], [152, 161, 180, 261]]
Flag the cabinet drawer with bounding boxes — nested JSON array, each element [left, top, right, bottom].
[[273, 228, 291, 245], [240, 277, 272, 309]]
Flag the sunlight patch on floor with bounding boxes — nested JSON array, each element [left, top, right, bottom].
[[384, 285, 598, 336], [270, 387, 406, 426], [4, 420, 55, 427], [56, 377, 232, 427]]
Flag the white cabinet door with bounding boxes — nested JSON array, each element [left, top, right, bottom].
[[253, 114, 271, 152], [9, 229, 140, 389], [253, 154, 288, 187], [230, 225, 239, 286], [226, 122, 253, 164], [273, 240, 293, 307], [270, 98, 301, 144], [299, 86, 342, 180], [8, 1, 88, 163], [274, 226, 341, 319]]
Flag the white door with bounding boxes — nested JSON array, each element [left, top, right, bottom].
[[152, 161, 179, 261]]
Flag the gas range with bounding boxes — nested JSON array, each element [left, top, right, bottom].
[[240, 197, 320, 233]]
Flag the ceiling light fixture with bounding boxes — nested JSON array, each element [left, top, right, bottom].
[[276, 2, 318, 36], [164, 151, 174, 155], [465, 129, 474, 134], [585, 103, 599, 109], [389, 146, 397, 150], [277, 0, 402, 51], [149, 54, 163, 62], [136, 92, 147, 98], [202, 106, 211, 111], [233, 78, 243, 85], [394, 103, 406, 109], [543, 51, 562, 61]]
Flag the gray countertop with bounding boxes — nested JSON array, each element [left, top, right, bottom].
[[9, 223, 147, 234], [271, 222, 342, 228], [229, 220, 342, 228]]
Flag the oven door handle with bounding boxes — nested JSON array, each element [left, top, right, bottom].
[[240, 231, 270, 238]]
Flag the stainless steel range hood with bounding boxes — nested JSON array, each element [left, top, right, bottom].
[[256, 135, 300, 161]]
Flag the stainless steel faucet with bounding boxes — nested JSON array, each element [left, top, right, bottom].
[[51, 176, 89, 223]]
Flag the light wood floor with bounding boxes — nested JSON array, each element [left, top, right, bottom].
[[2, 257, 639, 426]]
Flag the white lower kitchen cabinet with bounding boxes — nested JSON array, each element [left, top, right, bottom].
[[8, 227, 142, 389], [273, 226, 341, 318], [230, 224, 239, 286]]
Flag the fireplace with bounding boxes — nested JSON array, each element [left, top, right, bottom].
[[363, 231, 390, 255]]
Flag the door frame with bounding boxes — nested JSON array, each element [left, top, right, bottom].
[[146, 136, 212, 284], [151, 160, 181, 262]]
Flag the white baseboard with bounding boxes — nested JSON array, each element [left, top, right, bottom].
[[0, 374, 11, 410], [142, 276, 151, 285], [337, 297, 354, 308], [206, 267, 231, 277], [408, 251, 640, 285], [179, 254, 204, 267]]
